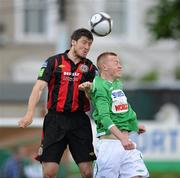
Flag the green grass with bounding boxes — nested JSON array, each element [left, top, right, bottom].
[[146, 161, 180, 178], [145, 161, 180, 172], [149, 172, 180, 178]]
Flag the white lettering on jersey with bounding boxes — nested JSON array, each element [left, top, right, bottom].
[[111, 89, 128, 113], [62, 71, 80, 82], [63, 71, 80, 76]]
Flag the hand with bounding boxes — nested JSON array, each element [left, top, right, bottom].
[[121, 139, 135, 150], [78, 82, 92, 92], [138, 124, 146, 134], [18, 115, 33, 128]]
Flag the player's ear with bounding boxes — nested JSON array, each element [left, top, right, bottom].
[[102, 63, 108, 71], [71, 40, 76, 46]]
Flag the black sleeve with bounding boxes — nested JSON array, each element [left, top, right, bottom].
[[37, 57, 54, 82]]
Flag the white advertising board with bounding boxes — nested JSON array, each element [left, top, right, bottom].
[[130, 121, 180, 161]]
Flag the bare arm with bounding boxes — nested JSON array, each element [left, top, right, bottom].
[[18, 80, 47, 128]]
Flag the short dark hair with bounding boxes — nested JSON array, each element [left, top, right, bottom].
[[97, 52, 117, 66], [71, 28, 93, 41]]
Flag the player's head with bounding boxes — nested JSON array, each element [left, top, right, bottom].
[[97, 52, 122, 80], [70, 28, 94, 58], [71, 28, 94, 41]]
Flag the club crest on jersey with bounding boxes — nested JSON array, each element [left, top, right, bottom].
[[79, 64, 89, 73]]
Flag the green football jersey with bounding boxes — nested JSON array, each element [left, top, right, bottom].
[[90, 76, 138, 137]]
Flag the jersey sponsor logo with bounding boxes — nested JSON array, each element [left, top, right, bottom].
[[79, 64, 89, 73], [58, 64, 65, 68], [112, 90, 125, 99], [63, 71, 80, 76], [111, 89, 128, 113], [63, 76, 79, 81], [114, 104, 128, 112], [62, 71, 80, 81]]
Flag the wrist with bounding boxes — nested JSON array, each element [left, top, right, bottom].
[[26, 110, 34, 118]]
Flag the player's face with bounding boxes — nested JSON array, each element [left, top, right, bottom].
[[72, 36, 93, 58], [106, 55, 122, 79]]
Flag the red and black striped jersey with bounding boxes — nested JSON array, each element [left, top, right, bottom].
[[37, 50, 97, 112]]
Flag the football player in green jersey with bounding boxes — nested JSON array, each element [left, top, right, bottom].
[[79, 52, 149, 178]]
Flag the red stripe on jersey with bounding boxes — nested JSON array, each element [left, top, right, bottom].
[[89, 64, 93, 71], [47, 58, 58, 109], [56, 55, 70, 112], [71, 66, 83, 112]]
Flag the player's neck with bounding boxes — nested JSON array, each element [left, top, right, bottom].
[[67, 50, 81, 64], [101, 73, 114, 82]]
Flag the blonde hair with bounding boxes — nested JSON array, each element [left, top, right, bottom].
[[96, 52, 118, 71]]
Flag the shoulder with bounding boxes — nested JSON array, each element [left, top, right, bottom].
[[84, 58, 93, 64], [114, 79, 123, 88], [92, 76, 105, 91], [83, 58, 95, 68], [44, 53, 64, 66], [47, 53, 63, 62], [82, 58, 98, 75]]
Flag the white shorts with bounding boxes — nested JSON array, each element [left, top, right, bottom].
[[94, 139, 149, 178]]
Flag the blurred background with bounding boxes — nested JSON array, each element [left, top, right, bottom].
[[0, 0, 180, 177]]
